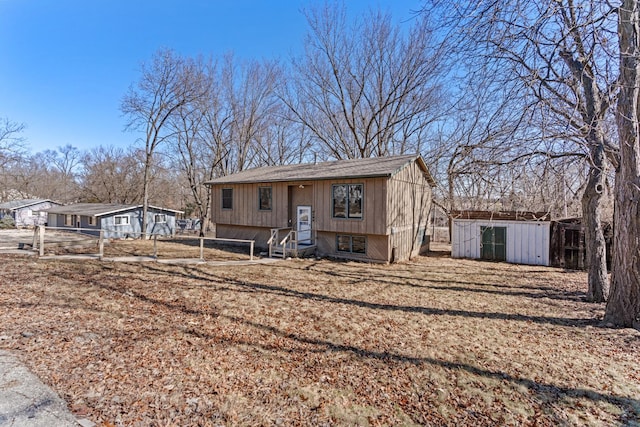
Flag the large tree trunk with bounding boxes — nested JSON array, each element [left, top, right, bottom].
[[604, 0, 640, 328], [581, 144, 609, 303]]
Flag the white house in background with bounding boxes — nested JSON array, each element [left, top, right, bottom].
[[0, 199, 61, 228], [451, 210, 551, 266]]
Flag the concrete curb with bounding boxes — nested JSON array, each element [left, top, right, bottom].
[[0, 350, 80, 426]]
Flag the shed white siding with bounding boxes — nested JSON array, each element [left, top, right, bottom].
[[452, 219, 550, 266]]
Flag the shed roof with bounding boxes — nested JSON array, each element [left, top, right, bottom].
[[43, 203, 183, 217], [204, 154, 436, 186], [451, 210, 551, 222], [0, 199, 57, 210]]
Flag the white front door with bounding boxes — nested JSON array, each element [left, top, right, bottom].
[[296, 205, 312, 243]]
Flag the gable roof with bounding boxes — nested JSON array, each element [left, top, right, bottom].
[[0, 199, 57, 210], [43, 203, 183, 217], [205, 154, 436, 186]]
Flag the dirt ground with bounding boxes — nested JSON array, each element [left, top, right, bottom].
[[0, 244, 638, 426]]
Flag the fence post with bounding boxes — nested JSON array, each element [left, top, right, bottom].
[[153, 235, 158, 258], [250, 241, 254, 261], [99, 230, 104, 259], [39, 225, 44, 257], [32, 227, 38, 250], [199, 237, 204, 260]]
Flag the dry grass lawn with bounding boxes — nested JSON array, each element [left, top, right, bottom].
[[0, 244, 639, 426], [43, 236, 253, 261]]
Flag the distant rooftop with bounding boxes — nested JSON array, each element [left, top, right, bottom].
[[44, 203, 183, 217], [0, 199, 56, 210]]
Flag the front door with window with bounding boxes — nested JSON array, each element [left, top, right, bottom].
[[481, 226, 506, 261], [297, 205, 312, 244]]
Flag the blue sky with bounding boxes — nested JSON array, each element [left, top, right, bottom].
[[0, 0, 423, 154]]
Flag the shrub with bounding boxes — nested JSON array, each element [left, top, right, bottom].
[[0, 215, 16, 229]]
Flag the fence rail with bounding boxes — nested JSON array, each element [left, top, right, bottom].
[[34, 226, 255, 261]]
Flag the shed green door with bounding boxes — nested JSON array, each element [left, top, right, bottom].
[[481, 226, 506, 261]]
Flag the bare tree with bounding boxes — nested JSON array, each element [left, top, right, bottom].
[[429, 70, 531, 215], [253, 109, 315, 166], [284, 4, 446, 159], [41, 144, 82, 201], [167, 58, 220, 233], [433, 0, 620, 302], [0, 118, 27, 200], [0, 117, 26, 170], [121, 49, 208, 237], [79, 146, 144, 204], [605, 0, 640, 328], [223, 55, 282, 171]]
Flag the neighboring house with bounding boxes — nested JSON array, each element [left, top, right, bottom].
[[0, 199, 61, 228], [205, 154, 436, 263], [451, 210, 552, 266], [43, 203, 183, 238]]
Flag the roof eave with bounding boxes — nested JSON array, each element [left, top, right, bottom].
[[205, 172, 394, 186]]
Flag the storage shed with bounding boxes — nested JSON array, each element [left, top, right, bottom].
[[451, 210, 551, 266]]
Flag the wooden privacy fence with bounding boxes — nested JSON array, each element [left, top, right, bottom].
[[33, 226, 255, 261]]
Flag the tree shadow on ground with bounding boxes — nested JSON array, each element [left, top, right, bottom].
[[294, 263, 589, 302], [60, 261, 638, 424], [127, 263, 599, 328], [221, 314, 639, 425], [67, 269, 640, 425]]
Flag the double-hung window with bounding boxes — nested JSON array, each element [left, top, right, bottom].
[[114, 215, 130, 226], [258, 187, 272, 211], [332, 184, 363, 219], [154, 214, 166, 223], [222, 188, 233, 210]]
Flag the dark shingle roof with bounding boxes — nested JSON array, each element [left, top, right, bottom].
[[205, 154, 436, 186], [0, 199, 55, 210], [43, 203, 183, 217]]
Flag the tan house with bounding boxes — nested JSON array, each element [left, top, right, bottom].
[[205, 154, 436, 263]]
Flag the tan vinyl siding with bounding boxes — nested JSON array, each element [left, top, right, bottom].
[[215, 224, 273, 249], [289, 182, 314, 226], [314, 177, 387, 235], [212, 183, 289, 228], [316, 231, 389, 263], [386, 161, 433, 261], [209, 156, 434, 263]]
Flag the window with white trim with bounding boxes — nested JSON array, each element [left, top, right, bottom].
[[114, 215, 130, 226], [88, 216, 95, 226], [154, 214, 167, 223]]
